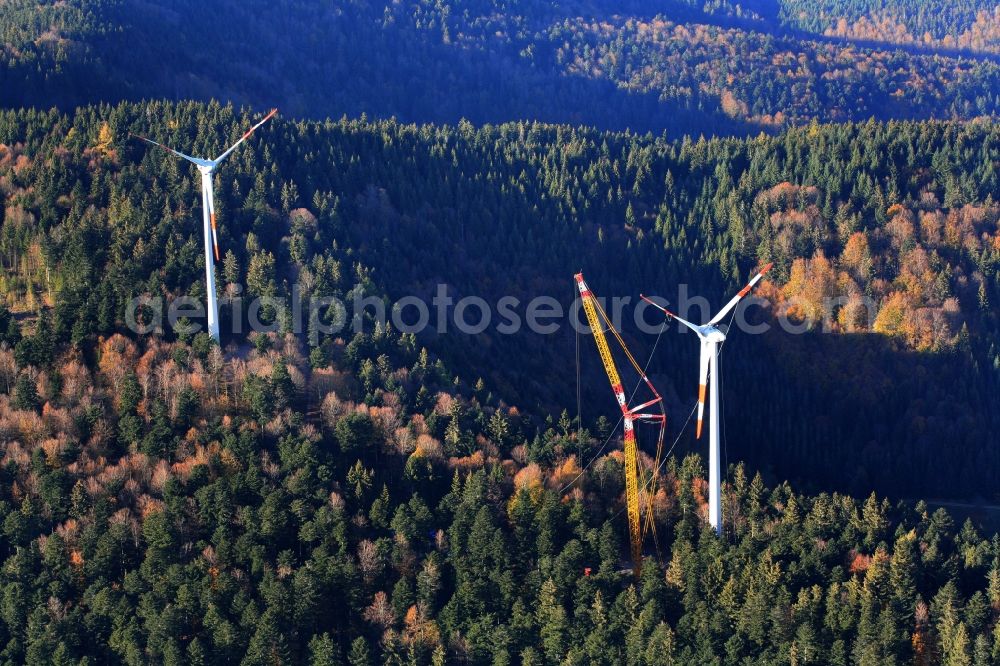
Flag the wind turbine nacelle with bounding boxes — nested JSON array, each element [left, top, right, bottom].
[[700, 325, 727, 343]]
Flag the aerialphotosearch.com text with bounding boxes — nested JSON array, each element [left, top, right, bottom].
[[126, 283, 877, 343]]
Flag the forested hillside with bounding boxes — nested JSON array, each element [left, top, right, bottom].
[[1, 328, 998, 663], [2, 0, 1000, 658], [776, 0, 1000, 52], [2, 0, 1000, 133], [1, 102, 998, 501], [0, 106, 998, 663]]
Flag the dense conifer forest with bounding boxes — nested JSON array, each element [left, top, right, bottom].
[[775, 0, 1000, 50], [3, 0, 1000, 132], [3, 1, 1000, 664], [2, 103, 998, 499], [0, 101, 997, 662]]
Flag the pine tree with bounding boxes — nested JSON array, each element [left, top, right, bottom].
[[536, 579, 567, 664], [348, 637, 373, 666], [944, 622, 971, 666], [308, 633, 341, 665], [645, 622, 677, 666], [12, 373, 39, 412], [584, 591, 612, 665], [223, 249, 241, 285], [95, 123, 114, 157], [371, 484, 392, 528], [487, 410, 510, 448]]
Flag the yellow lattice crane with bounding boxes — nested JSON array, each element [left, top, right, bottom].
[[575, 273, 666, 576]]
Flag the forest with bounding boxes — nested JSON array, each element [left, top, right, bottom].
[[0, 101, 996, 662], [2, 0, 1000, 133], [1, 102, 999, 497], [3, 0, 1000, 661], [774, 0, 1000, 52], [0, 325, 998, 664]]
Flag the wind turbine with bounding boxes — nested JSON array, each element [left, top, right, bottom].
[[641, 263, 773, 534], [132, 108, 278, 341]]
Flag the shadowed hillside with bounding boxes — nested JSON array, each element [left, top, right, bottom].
[[3, 0, 1000, 133]]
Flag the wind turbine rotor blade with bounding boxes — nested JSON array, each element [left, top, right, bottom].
[[204, 176, 220, 262], [708, 262, 775, 326], [696, 341, 710, 438], [200, 181, 214, 264], [640, 295, 704, 335], [130, 133, 203, 166], [213, 108, 278, 164]]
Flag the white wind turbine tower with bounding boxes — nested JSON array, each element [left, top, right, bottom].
[[132, 108, 278, 341], [642, 262, 773, 534]]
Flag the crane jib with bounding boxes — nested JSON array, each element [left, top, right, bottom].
[[574, 273, 667, 577]]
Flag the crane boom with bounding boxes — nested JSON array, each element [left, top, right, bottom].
[[575, 273, 665, 576]]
